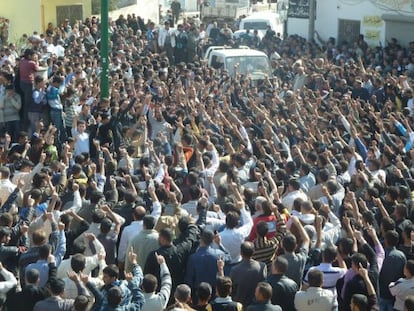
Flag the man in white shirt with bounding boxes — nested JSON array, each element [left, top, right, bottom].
[[299, 163, 316, 193], [118, 206, 146, 267], [220, 204, 253, 264], [141, 254, 172, 311], [0, 167, 20, 212], [63, 253, 104, 299], [71, 119, 90, 156], [158, 21, 175, 63], [12, 153, 45, 192], [403, 88, 414, 116], [54, 40, 65, 58], [57, 233, 106, 279], [181, 186, 201, 218], [282, 178, 308, 212], [0, 263, 17, 296], [295, 269, 335, 311], [343, 146, 363, 177], [389, 260, 414, 311]]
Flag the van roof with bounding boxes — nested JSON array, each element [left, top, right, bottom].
[[210, 49, 268, 57]]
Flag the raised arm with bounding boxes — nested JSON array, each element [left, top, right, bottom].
[[101, 205, 121, 236], [156, 254, 172, 309], [291, 216, 310, 249], [0, 263, 17, 294]]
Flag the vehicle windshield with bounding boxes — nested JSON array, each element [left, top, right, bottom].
[[242, 21, 268, 30], [225, 56, 271, 78]]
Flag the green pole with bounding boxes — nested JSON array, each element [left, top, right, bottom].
[[100, 0, 110, 99]]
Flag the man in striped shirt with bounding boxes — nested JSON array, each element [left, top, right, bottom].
[[303, 245, 347, 307], [252, 210, 286, 272]]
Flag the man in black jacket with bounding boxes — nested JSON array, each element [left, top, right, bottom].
[[144, 222, 200, 303], [266, 256, 298, 311], [7, 254, 58, 311], [60, 210, 89, 259]]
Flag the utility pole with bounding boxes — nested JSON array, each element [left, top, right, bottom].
[[308, 0, 316, 41], [100, 0, 110, 99]]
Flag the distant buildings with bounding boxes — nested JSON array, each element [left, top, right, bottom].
[[287, 0, 414, 47]]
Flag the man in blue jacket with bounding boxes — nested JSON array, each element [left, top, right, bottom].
[[185, 229, 231, 294]]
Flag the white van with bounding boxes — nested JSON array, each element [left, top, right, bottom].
[[203, 45, 250, 61], [207, 48, 272, 81], [239, 12, 284, 36]]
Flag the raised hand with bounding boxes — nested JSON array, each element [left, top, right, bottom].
[[48, 254, 55, 264], [67, 271, 80, 283], [84, 233, 96, 242], [58, 222, 65, 231], [125, 272, 134, 281], [356, 263, 369, 279], [128, 246, 137, 264], [155, 252, 165, 265], [217, 255, 224, 271], [80, 272, 89, 284]]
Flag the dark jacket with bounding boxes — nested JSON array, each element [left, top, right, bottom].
[[379, 246, 406, 299], [185, 244, 231, 289], [18, 246, 41, 285], [266, 274, 298, 311], [7, 262, 57, 311], [230, 259, 267, 308], [64, 220, 90, 258], [246, 301, 282, 311], [145, 223, 200, 304]]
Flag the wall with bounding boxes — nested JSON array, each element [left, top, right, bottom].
[[287, 18, 308, 38], [383, 15, 414, 47], [108, 0, 160, 24], [182, 0, 198, 12], [1, 0, 42, 42], [287, 0, 414, 46], [42, 0, 92, 31]]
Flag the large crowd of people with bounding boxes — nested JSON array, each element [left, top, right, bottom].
[[0, 9, 413, 311]]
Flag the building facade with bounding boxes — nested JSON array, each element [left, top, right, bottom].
[[287, 0, 414, 47]]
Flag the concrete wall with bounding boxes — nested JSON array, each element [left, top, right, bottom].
[[1, 0, 42, 42], [109, 0, 160, 24]]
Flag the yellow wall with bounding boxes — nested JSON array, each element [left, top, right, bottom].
[[1, 0, 42, 43], [41, 0, 92, 31], [1, 0, 92, 44]]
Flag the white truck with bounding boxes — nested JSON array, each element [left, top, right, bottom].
[[207, 48, 272, 83], [201, 0, 250, 25]]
